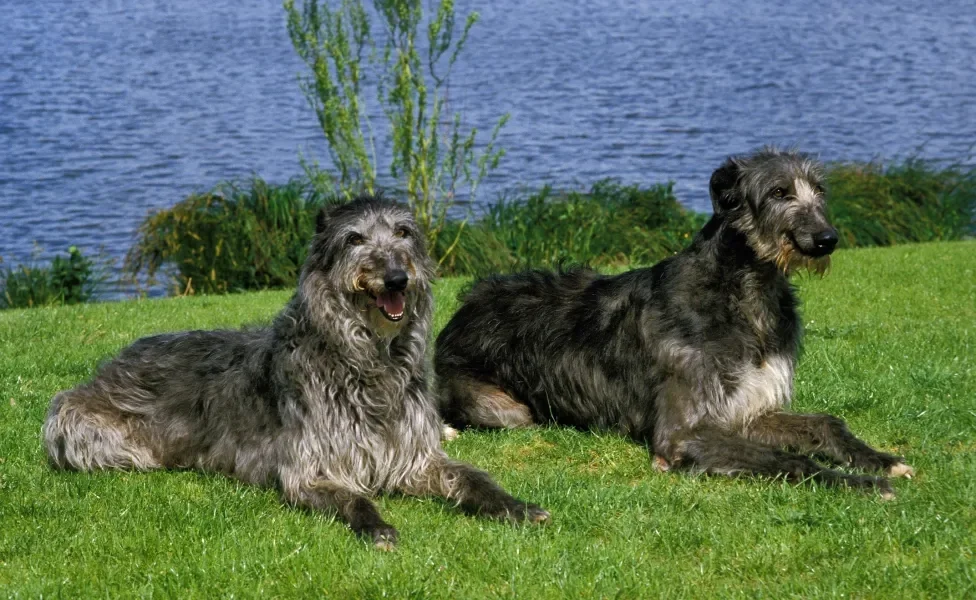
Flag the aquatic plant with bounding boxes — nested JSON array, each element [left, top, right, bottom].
[[124, 159, 976, 292]]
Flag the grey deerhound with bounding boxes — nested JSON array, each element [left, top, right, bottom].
[[436, 147, 914, 498], [44, 195, 548, 549]]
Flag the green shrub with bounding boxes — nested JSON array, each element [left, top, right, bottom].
[[1, 246, 96, 309], [125, 177, 337, 295], [442, 180, 706, 275], [826, 159, 976, 247]]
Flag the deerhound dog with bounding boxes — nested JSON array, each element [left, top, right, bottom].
[[44, 195, 548, 549], [436, 147, 914, 498]]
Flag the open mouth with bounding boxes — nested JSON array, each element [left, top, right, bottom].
[[368, 290, 405, 322]]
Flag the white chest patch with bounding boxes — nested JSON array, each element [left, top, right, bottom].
[[710, 354, 794, 427]]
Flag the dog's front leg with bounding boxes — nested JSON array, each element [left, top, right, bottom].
[[745, 412, 914, 478], [402, 453, 550, 524], [282, 480, 398, 550], [668, 426, 898, 498]]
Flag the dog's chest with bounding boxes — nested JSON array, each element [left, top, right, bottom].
[[297, 373, 439, 494], [712, 354, 794, 426]]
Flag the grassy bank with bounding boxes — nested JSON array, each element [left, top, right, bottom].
[[1, 241, 974, 598]]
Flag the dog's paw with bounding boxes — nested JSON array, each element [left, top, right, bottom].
[[887, 462, 914, 479], [441, 424, 460, 442], [851, 450, 907, 475], [652, 454, 671, 472], [499, 501, 549, 525], [371, 525, 399, 551], [876, 477, 896, 501], [525, 504, 550, 524]]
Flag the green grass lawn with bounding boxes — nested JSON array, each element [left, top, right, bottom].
[[1, 241, 974, 598]]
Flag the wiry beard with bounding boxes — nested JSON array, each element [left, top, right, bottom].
[[774, 237, 831, 277]]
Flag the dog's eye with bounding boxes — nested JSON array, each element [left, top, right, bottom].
[[346, 233, 365, 246], [814, 184, 826, 196], [394, 227, 410, 239], [771, 187, 787, 199]]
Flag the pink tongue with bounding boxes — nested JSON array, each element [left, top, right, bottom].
[[377, 291, 405, 315]]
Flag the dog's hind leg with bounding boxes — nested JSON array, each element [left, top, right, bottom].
[[402, 454, 549, 524], [667, 427, 897, 499], [439, 375, 535, 429], [745, 412, 914, 478], [43, 389, 159, 471], [283, 480, 399, 550]]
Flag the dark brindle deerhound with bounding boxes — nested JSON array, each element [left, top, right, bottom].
[[436, 147, 913, 498], [44, 196, 548, 549]]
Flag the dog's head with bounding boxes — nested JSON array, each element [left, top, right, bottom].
[[302, 194, 434, 337], [710, 147, 837, 275]]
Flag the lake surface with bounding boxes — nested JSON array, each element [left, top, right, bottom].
[[1, 0, 974, 280]]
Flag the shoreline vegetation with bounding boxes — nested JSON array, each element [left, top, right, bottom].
[[2, 157, 975, 306]]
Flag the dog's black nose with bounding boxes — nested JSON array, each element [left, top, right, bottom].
[[384, 269, 409, 292], [813, 228, 839, 253]]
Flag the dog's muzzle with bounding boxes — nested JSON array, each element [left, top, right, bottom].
[[791, 226, 838, 258], [372, 269, 408, 322]]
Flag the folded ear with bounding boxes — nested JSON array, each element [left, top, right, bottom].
[[709, 158, 741, 213]]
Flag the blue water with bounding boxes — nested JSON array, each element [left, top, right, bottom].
[[1, 0, 974, 279]]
